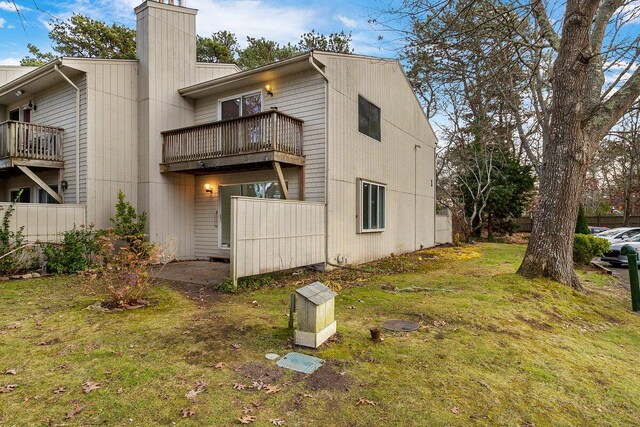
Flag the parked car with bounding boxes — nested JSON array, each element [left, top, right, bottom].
[[589, 226, 609, 234], [595, 227, 640, 243], [601, 234, 640, 266]]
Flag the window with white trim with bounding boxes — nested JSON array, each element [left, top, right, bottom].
[[358, 179, 385, 232]]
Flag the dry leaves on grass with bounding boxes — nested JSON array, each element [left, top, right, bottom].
[[3, 369, 16, 375], [0, 384, 18, 393], [238, 415, 256, 424], [181, 408, 196, 418], [270, 419, 285, 426], [233, 383, 247, 390], [65, 404, 85, 419], [451, 406, 460, 414], [214, 362, 226, 369], [82, 381, 101, 393], [265, 384, 281, 394], [53, 387, 66, 394], [232, 343, 242, 349], [185, 380, 209, 399], [356, 397, 376, 406]]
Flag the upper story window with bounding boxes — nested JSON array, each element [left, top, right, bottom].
[[358, 179, 385, 233], [358, 95, 381, 141], [220, 92, 262, 120]]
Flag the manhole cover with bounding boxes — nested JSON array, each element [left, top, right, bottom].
[[381, 319, 420, 332], [276, 352, 324, 374]]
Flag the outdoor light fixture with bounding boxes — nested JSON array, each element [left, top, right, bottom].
[[265, 84, 274, 96], [60, 180, 69, 191], [204, 183, 213, 194], [15, 90, 24, 97], [28, 100, 37, 111]]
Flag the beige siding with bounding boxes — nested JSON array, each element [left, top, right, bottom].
[[435, 213, 453, 244], [193, 69, 327, 201], [193, 169, 300, 258], [0, 203, 86, 242], [66, 60, 139, 229], [317, 53, 437, 265], [231, 197, 325, 282], [1, 171, 59, 203], [0, 66, 36, 86], [5, 75, 89, 205], [195, 63, 239, 83]]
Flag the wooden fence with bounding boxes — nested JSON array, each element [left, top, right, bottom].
[[0, 203, 86, 242], [515, 215, 640, 232], [230, 197, 325, 287]]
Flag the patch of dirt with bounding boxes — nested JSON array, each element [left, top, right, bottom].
[[169, 282, 223, 304], [87, 300, 152, 313], [515, 314, 554, 331], [237, 362, 284, 383], [304, 361, 352, 392]]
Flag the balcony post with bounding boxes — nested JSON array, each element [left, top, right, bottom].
[[9, 122, 16, 157], [271, 111, 278, 151]]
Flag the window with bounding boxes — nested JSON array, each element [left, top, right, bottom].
[[10, 187, 31, 203], [359, 179, 385, 232], [358, 95, 381, 141], [38, 185, 59, 204], [220, 92, 262, 120], [8, 107, 31, 122]]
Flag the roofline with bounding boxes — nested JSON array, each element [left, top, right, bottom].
[[179, 52, 315, 97], [0, 58, 64, 98]]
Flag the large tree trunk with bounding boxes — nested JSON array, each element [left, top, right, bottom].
[[517, 3, 596, 291]]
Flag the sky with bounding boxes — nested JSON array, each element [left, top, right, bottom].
[[0, 0, 405, 65]]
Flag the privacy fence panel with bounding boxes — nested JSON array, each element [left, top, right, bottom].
[[0, 203, 86, 242], [231, 197, 325, 287]]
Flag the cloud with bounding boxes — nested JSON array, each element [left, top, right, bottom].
[[189, 0, 318, 46], [0, 1, 30, 12], [0, 56, 21, 65], [0, 17, 5, 28], [335, 14, 357, 28]]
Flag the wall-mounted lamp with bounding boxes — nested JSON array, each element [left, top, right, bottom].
[[15, 90, 24, 97], [28, 100, 37, 111], [60, 180, 69, 191], [265, 84, 274, 96], [204, 183, 213, 194]]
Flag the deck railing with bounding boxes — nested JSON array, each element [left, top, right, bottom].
[[162, 111, 303, 164], [0, 121, 64, 161]]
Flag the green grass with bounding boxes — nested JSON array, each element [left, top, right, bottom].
[[1, 243, 640, 426]]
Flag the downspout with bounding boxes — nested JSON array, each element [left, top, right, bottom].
[[309, 52, 332, 270], [54, 64, 80, 205]]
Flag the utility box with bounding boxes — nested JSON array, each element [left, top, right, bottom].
[[294, 281, 337, 348]]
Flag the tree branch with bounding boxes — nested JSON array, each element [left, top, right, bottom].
[[530, 0, 560, 51]]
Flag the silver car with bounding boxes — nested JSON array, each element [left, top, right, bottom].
[[595, 227, 640, 243], [601, 234, 640, 266]]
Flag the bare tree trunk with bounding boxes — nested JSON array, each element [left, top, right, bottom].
[[517, 3, 595, 291]]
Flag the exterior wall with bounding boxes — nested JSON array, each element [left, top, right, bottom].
[[137, 1, 199, 259], [435, 212, 453, 244], [193, 68, 327, 202], [0, 203, 86, 242], [193, 168, 300, 258], [1, 170, 59, 202], [0, 66, 37, 86], [318, 53, 437, 265], [195, 63, 239, 83], [67, 59, 139, 229], [5, 74, 88, 205]]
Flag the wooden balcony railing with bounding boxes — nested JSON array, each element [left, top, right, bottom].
[[162, 111, 303, 164], [0, 121, 64, 162]]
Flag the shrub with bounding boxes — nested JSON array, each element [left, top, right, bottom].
[[0, 197, 25, 275], [573, 234, 609, 265], [110, 191, 147, 242], [575, 204, 590, 235], [91, 235, 161, 307], [43, 225, 101, 274]]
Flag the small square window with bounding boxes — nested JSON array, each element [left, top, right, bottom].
[[358, 179, 385, 232], [358, 95, 381, 141]]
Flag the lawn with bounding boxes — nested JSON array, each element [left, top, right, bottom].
[[1, 243, 640, 426]]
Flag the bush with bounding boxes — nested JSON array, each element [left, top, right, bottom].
[[573, 234, 609, 265], [575, 204, 590, 235], [110, 191, 147, 242], [43, 225, 101, 274], [0, 197, 25, 275]]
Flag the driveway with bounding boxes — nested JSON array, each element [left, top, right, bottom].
[[593, 259, 631, 290], [153, 260, 230, 286]]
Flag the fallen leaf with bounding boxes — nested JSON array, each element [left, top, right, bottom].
[[38, 338, 61, 346], [265, 384, 281, 394], [238, 415, 256, 424], [433, 320, 447, 327], [250, 381, 264, 390], [82, 381, 101, 394], [53, 387, 66, 394], [241, 407, 254, 415], [56, 364, 69, 371], [117, 388, 125, 394], [65, 404, 85, 419], [0, 384, 18, 393], [181, 408, 196, 418], [451, 406, 460, 414], [270, 419, 285, 426], [186, 380, 209, 399], [214, 362, 226, 369], [6, 324, 20, 330], [233, 383, 247, 390], [356, 397, 376, 406], [3, 369, 16, 375], [232, 343, 242, 349]]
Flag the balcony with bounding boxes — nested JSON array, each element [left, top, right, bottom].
[[0, 121, 64, 170], [161, 111, 305, 174]]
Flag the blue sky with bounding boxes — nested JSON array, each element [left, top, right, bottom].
[[0, 0, 405, 65]]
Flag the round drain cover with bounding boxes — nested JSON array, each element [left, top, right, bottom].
[[381, 320, 420, 332]]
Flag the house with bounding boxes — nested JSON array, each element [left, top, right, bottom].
[[0, 0, 445, 283]]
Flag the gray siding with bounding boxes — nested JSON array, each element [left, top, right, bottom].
[[0, 66, 36, 86]]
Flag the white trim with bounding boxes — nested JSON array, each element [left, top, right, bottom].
[[216, 89, 264, 120], [357, 178, 386, 233]]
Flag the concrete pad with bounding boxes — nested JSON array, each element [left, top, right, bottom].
[[153, 260, 230, 286]]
